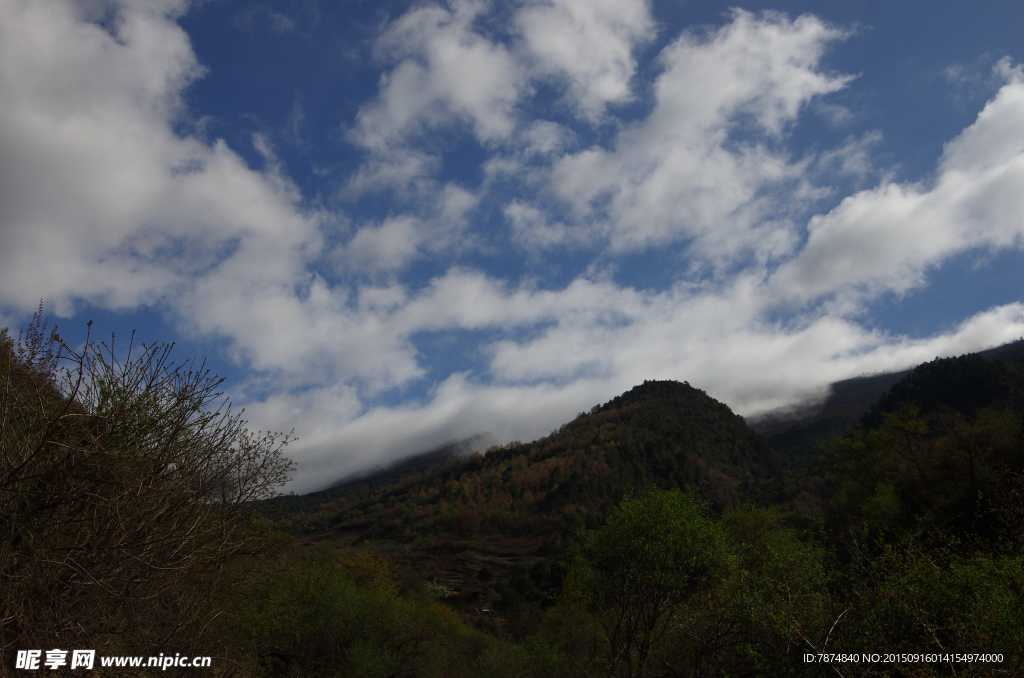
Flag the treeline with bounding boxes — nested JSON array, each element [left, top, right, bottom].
[[224, 435, 1024, 678], [760, 341, 1024, 468]]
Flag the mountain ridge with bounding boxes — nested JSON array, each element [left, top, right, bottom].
[[279, 379, 774, 539], [268, 339, 1024, 524]]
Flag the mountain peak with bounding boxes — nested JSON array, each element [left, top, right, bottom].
[[598, 379, 710, 412]]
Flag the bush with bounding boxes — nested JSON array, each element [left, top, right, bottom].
[[0, 310, 294, 664]]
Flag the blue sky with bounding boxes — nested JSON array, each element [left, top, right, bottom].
[[3, 0, 1024, 492]]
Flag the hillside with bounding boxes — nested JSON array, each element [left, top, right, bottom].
[[759, 338, 1024, 466], [289, 380, 773, 539], [279, 341, 1024, 543], [819, 341, 1024, 552], [272, 380, 781, 596], [860, 341, 1024, 430], [262, 341, 1024, 640], [261, 437, 480, 517], [751, 369, 912, 436]]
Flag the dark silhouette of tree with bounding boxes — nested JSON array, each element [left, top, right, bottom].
[[0, 307, 294, 663]]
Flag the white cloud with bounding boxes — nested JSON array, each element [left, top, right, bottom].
[[344, 148, 440, 197], [344, 217, 424, 273], [351, 0, 654, 155], [353, 7, 853, 265], [504, 200, 576, 248], [0, 0, 409, 396], [773, 76, 1024, 306], [348, 0, 653, 195], [515, 0, 655, 120], [812, 130, 882, 182], [518, 120, 576, 156], [537, 9, 852, 259], [351, 0, 523, 151], [0, 0, 318, 316], [340, 183, 479, 274], [272, 373, 619, 493], [344, 1, 532, 202], [658, 10, 851, 137]]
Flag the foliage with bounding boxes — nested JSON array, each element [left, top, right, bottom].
[[824, 541, 1024, 676], [827, 403, 1024, 551], [861, 352, 1024, 430], [552, 495, 835, 677], [567, 491, 729, 677], [217, 547, 572, 678], [0, 309, 294, 664]]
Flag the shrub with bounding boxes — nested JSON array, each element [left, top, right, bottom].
[[0, 310, 294, 664]]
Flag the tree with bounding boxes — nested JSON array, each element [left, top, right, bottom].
[[826, 402, 1024, 551], [0, 309, 294, 661], [565, 490, 730, 678]]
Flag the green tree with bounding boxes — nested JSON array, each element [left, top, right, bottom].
[[564, 490, 730, 678], [716, 505, 830, 676], [827, 402, 1024, 551]]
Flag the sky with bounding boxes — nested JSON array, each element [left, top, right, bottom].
[[3, 0, 1024, 494]]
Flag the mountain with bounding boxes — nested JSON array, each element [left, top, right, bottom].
[[277, 340, 1024, 535], [287, 382, 768, 525], [859, 339, 1024, 430], [275, 379, 777, 595], [752, 369, 914, 469], [268, 341, 1024, 577], [820, 340, 1024, 548], [272, 340, 1024, 524], [756, 338, 1024, 466], [750, 369, 912, 436], [261, 437, 484, 519]]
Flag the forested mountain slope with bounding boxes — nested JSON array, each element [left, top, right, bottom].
[[261, 439, 476, 517], [285, 380, 776, 541], [860, 346, 1024, 430], [822, 343, 1024, 549], [763, 338, 1024, 466], [270, 354, 1024, 676], [278, 341, 1024, 542]]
